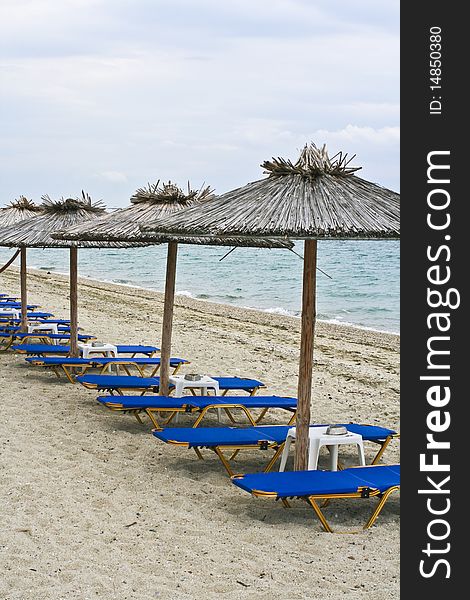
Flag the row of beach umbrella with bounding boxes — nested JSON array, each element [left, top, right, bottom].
[[0, 143, 400, 469]]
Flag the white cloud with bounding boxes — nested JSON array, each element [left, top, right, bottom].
[[0, 0, 399, 206], [314, 125, 400, 146], [100, 171, 128, 183]]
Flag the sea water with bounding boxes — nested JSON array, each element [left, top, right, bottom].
[[0, 240, 399, 334]]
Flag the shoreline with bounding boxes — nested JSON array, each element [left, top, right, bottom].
[[4, 265, 400, 339]]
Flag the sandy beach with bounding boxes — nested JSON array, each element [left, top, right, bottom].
[[0, 267, 400, 600]]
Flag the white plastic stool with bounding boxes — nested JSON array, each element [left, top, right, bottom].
[[279, 426, 366, 471], [78, 343, 118, 358], [169, 375, 221, 422], [28, 323, 59, 335]]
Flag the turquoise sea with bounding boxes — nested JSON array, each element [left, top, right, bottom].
[[0, 241, 399, 334]]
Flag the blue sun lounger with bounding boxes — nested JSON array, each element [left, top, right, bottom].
[[1, 324, 71, 333], [232, 464, 400, 532], [4, 312, 54, 321], [12, 344, 160, 357], [11, 332, 94, 343], [98, 395, 297, 428], [76, 375, 265, 396], [11, 318, 70, 325], [0, 302, 39, 309], [2, 332, 94, 351], [25, 356, 189, 383], [152, 424, 399, 476]]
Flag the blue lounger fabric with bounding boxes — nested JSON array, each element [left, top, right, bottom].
[[99, 395, 296, 410], [12, 344, 160, 355], [232, 464, 400, 497], [12, 344, 70, 354], [14, 318, 70, 324], [0, 302, 39, 309], [87, 357, 185, 365], [152, 423, 397, 447], [26, 356, 92, 364], [26, 356, 187, 366], [154, 425, 289, 446], [1, 312, 53, 320], [76, 375, 264, 392], [77, 375, 161, 388], [9, 333, 93, 341]]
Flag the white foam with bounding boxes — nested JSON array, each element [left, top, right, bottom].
[[23, 265, 399, 335], [175, 290, 197, 299], [262, 306, 298, 317], [322, 317, 399, 335]]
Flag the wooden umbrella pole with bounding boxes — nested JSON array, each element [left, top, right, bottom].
[[20, 247, 28, 332], [69, 247, 79, 357], [294, 239, 317, 471], [159, 242, 178, 396]]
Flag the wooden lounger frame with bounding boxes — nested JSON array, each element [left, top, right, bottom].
[[102, 399, 297, 429], [28, 357, 184, 384], [153, 427, 399, 478], [231, 474, 400, 532]]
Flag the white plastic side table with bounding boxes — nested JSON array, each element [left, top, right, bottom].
[[28, 323, 59, 335], [78, 343, 118, 359], [169, 375, 220, 398], [279, 426, 366, 471]]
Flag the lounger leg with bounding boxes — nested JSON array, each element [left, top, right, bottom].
[[254, 408, 269, 424], [0, 336, 14, 351], [306, 497, 334, 533], [161, 411, 179, 426], [281, 498, 291, 508], [53, 366, 63, 380], [224, 408, 237, 424], [133, 411, 144, 425], [371, 437, 392, 465], [145, 410, 161, 429], [193, 448, 204, 460], [264, 443, 286, 473], [212, 448, 235, 477], [287, 410, 297, 426], [363, 486, 400, 529]]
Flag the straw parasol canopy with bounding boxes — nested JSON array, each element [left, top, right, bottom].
[[0, 192, 127, 248], [53, 180, 214, 243], [0, 196, 42, 227], [141, 144, 399, 241], [140, 143, 400, 468], [55, 180, 294, 392], [0, 192, 143, 352], [54, 180, 292, 248], [0, 197, 43, 276]]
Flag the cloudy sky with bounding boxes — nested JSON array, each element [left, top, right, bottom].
[[0, 0, 399, 208]]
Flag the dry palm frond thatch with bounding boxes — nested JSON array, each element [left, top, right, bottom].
[[53, 180, 214, 244], [0, 192, 137, 248], [140, 143, 400, 241], [54, 180, 293, 248], [0, 196, 41, 227]]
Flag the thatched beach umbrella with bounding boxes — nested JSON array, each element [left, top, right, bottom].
[[0, 197, 43, 326], [140, 143, 400, 469], [0, 193, 134, 353], [0, 196, 41, 227], [54, 181, 293, 394]]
